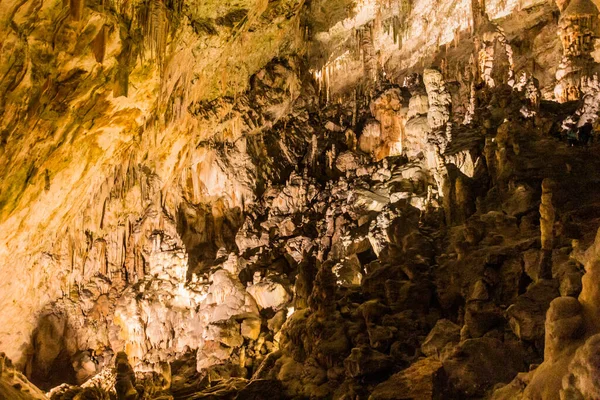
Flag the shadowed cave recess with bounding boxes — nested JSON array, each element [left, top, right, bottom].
[[6, 0, 600, 399]]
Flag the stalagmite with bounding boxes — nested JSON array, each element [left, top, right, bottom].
[[539, 178, 555, 279], [544, 297, 583, 363]]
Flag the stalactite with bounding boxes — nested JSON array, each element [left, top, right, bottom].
[[375, 7, 382, 38], [69, 0, 84, 21], [327, 65, 332, 103], [310, 134, 318, 169], [113, 38, 132, 97], [352, 89, 358, 127], [356, 28, 362, 59], [101, 239, 108, 276], [92, 25, 108, 63], [360, 23, 378, 84], [138, 0, 169, 68], [68, 230, 76, 294], [471, 0, 485, 33]]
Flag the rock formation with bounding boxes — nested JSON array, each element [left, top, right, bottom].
[[3, 0, 600, 399], [555, 0, 600, 102]]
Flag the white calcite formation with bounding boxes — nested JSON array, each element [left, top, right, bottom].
[[555, 0, 600, 102], [360, 88, 407, 160], [247, 278, 291, 311], [478, 20, 516, 88], [28, 229, 269, 387], [404, 82, 431, 158]]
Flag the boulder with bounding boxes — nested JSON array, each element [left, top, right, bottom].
[[284, 236, 314, 265], [464, 301, 504, 338], [560, 272, 583, 297], [335, 151, 362, 173], [267, 310, 287, 333], [421, 319, 461, 358], [385, 280, 433, 313], [350, 189, 390, 213], [507, 280, 559, 342], [235, 379, 286, 400], [367, 325, 396, 352], [196, 341, 234, 371], [0, 354, 47, 400], [443, 338, 527, 397], [369, 357, 445, 400], [490, 372, 532, 400], [332, 255, 363, 286], [247, 279, 291, 311], [241, 318, 262, 341], [206, 320, 244, 348]]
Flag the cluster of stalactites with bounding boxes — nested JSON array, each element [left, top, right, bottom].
[[358, 23, 379, 84], [313, 55, 354, 105], [477, 21, 515, 89], [558, 0, 599, 57], [554, 0, 600, 103], [312, 23, 381, 105], [559, 15, 597, 57]]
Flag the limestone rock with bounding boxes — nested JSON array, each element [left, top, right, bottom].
[[507, 280, 560, 342], [369, 357, 444, 400], [561, 333, 600, 399], [335, 151, 362, 173], [2, 2, 600, 400], [115, 352, 138, 400], [545, 296, 584, 362], [241, 318, 262, 341], [343, 346, 393, 378], [0, 354, 47, 400], [443, 338, 527, 397], [421, 319, 461, 359], [247, 279, 291, 311]]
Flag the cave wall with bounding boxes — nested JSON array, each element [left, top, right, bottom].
[[0, 0, 585, 381], [0, 0, 306, 364]]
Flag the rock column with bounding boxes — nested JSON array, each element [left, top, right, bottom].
[[539, 179, 555, 279]]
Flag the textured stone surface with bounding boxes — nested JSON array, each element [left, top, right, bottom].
[[4, 0, 600, 399]]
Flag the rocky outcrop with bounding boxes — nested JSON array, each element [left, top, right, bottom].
[[0, 354, 47, 400]]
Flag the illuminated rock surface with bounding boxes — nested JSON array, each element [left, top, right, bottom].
[[4, 0, 600, 399]]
